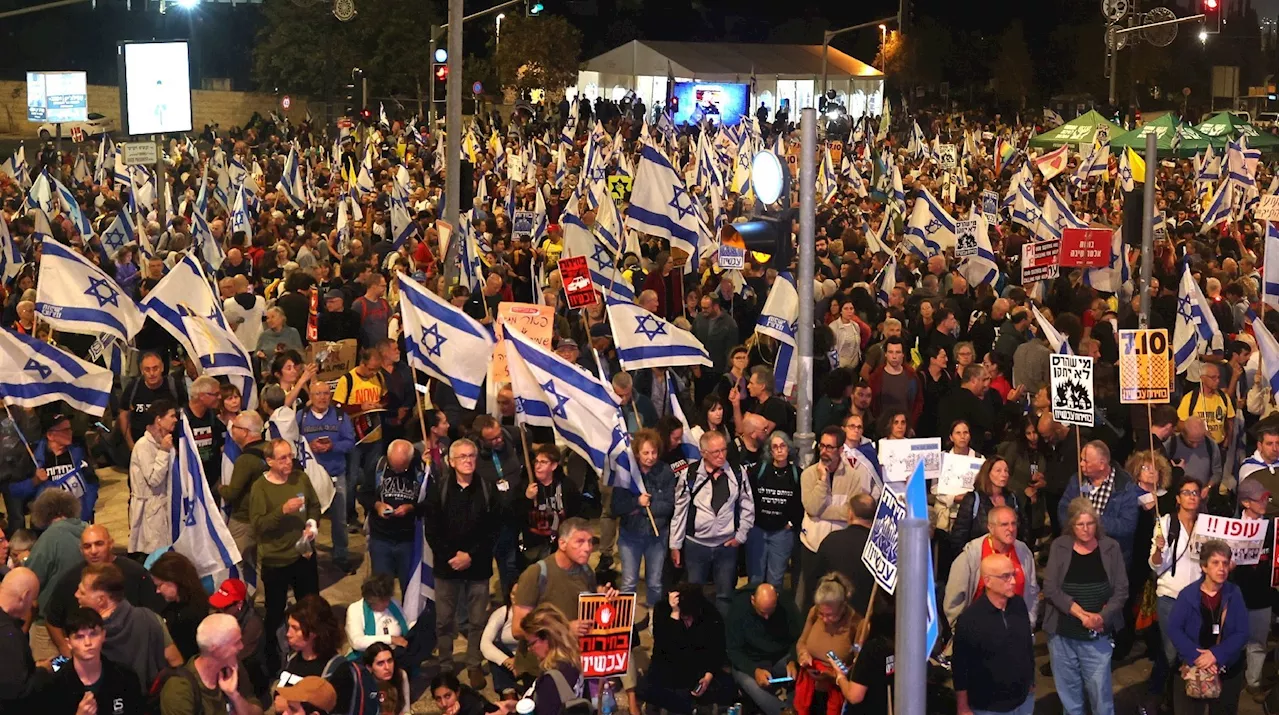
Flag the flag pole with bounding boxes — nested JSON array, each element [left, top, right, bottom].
[[1146, 402, 1163, 529], [1, 400, 36, 463], [1076, 424, 1083, 494]]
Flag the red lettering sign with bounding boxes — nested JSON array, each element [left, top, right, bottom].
[[1059, 227, 1112, 268], [558, 256, 598, 309]]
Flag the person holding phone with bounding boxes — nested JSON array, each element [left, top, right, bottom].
[[638, 584, 736, 713], [297, 380, 357, 573], [829, 589, 896, 715], [727, 583, 802, 715]]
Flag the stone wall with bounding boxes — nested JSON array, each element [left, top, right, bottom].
[[0, 80, 310, 135]]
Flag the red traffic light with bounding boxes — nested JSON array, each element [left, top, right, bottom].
[[1204, 0, 1217, 8], [435, 64, 449, 81], [360, 109, 372, 119]]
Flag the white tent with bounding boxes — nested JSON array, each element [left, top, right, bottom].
[[576, 40, 885, 120]]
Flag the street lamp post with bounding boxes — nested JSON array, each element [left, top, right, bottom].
[[496, 13, 505, 47], [820, 15, 898, 102]]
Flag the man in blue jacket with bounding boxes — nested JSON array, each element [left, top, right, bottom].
[[297, 381, 357, 573], [11, 413, 99, 524], [1057, 440, 1140, 562]]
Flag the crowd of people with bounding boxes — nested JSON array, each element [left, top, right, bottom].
[[0, 91, 1273, 715]]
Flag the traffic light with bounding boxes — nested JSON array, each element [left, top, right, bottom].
[[344, 82, 357, 116], [526, 0, 543, 15], [1203, 0, 1220, 34], [433, 63, 449, 104]]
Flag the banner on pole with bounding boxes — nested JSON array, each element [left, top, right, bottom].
[[1051, 354, 1095, 427], [861, 488, 906, 594], [1021, 239, 1061, 282], [1119, 329, 1172, 403], [954, 219, 978, 258]]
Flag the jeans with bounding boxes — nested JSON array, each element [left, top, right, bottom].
[[326, 476, 349, 566], [684, 541, 738, 615], [731, 654, 794, 715], [494, 525, 520, 599], [262, 556, 320, 672], [1048, 634, 1114, 715], [638, 670, 737, 714], [745, 526, 794, 589], [434, 578, 489, 670], [1156, 595, 1179, 664], [369, 536, 415, 595], [347, 441, 383, 517], [618, 527, 667, 608], [972, 692, 1036, 715], [1245, 607, 1271, 688]]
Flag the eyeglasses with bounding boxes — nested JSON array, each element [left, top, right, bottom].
[[453, 453, 478, 461], [988, 571, 1017, 581], [1179, 489, 1201, 497], [704, 447, 727, 456], [818, 443, 840, 451]]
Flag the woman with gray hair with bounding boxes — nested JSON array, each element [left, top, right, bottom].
[[1042, 497, 1129, 715], [744, 430, 802, 589], [255, 306, 303, 357]]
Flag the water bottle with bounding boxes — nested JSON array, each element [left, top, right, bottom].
[[295, 518, 318, 557], [600, 680, 616, 715]]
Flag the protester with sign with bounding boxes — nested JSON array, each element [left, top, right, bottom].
[[1042, 498, 1129, 715], [639, 584, 735, 714], [952, 554, 1036, 715], [948, 457, 1030, 555], [1150, 476, 1210, 677], [1116, 450, 1174, 665], [1166, 541, 1249, 715], [1228, 477, 1276, 700]]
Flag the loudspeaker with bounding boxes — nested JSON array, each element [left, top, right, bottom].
[[1122, 188, 1144, 248]]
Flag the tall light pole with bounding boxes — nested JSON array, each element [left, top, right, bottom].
[[820, 16, 897, 101], [495, 13, 505, 46]]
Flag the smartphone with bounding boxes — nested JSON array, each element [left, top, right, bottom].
[[691, 680, 709, 697], [50, 655, 69, 672], [766, 676, 795, 685], [826, 650, 849, 676]]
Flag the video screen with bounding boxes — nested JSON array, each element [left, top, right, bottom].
[[672, 82, 749, 126], [27, 72, 87, 123], [120, 41, 193, 135]]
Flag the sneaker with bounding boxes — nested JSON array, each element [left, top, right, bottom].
[[467, 666, 487, 690]]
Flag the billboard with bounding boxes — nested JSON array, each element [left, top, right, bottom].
[[119, 41, 193, 135], [27, 72, 87, 123], [672, 81, 749, 126]]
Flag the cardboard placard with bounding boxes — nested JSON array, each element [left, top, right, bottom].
[[1050, 354, 1095, 427], [938, 144, 958, 169], [878, 437, 942, 484], [981, 189, 999, 223], [1119, 329, 1172, 403], [1191, 514, 1269, 565], [1021, 238, 1061, 283], [512, 210, 536, 238], [607, 175, 633, 201], [490, 302, 555, 386], [578, 593, 637, 677], [558, 256, 597, 309], [1258, 194, 1279, 222], [1059, 227, 1111, 268], [305, 339, 358, 383], [954, 219, 978, 258], [937, 453, 984, 495], [861, 488, 906, 594], [718, 226, 746, 270]]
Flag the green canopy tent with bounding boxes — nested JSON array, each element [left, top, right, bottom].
[[1109, 115, 1214, 157], [1027, 110, 1124, 148], [1193, 112, 1280, 150]]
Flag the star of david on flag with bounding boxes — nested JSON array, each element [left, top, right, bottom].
[[36, 239, 143, 343], [397, 274, 494, 410], [0, 329, 113, 417], [605, 300, 711, 371]]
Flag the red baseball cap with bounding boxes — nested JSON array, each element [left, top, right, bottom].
[[209, 578, 248, 609]]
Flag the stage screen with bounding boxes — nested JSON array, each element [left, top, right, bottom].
[[672, 81, 749, 126]]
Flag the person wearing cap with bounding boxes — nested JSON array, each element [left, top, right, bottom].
[[210, 578, 269, 699], [1230, 476, 1276, 700], [159, 613, 262, 715], [316, 288, 360, 343], [10, 411, 100, 524], [586, 322, 620, 377], [273, 675, 337, 715]]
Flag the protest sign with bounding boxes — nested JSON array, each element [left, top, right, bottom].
[[954, 219, 978, 258], [937, 453, 984, 495], [491, 302, 555, 385], [512, 210, 536, 238], [1051, 354, 1095, 427], [1059, 227, 1111, 268], [878, 438, 942, 485], [981, 190, 999, 223], [1021, 239, 1061, 282], [1119, 329, 1172, 403], [305, 339, 357, 384], [1191, 514, 1269, 565], [861, 488, 907, 594], [577, 593, 636, 677], [558, 256, 597, 309]]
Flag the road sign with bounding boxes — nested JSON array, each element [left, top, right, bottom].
[[1021, 238, 1061, 283], [1051, 354, 1095, 427], [122, 141, 158, 165], [69, 126, 84, 143], [1119, 329, 1172, 403], [1059, 227, 1111, 267], [558, 256, 597, 309], [472, 81, 484, 95], [954, 219, 978, 258], [281, 95, 291, 111]]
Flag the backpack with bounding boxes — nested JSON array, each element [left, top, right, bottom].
[[545, 668, 595, 715], [685, 465, 747, 538], [145, 665, 203, 715], [534, 556, 596, 604]]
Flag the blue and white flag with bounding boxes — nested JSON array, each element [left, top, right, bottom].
[[231, 181, 254, 241], [1083, 227, 1131, 295], [1073, 141, 1108, 187], [1263, 222, 1279, 311], [94, 137, 113, 186], [1196, 143, 1221, 184], [865, 215, 892, 257], [100, 210, 136, 259], [0, 328, 113, 416], [875, 255, 897, 307], [755, 272, 799, 395], [1003, 163, 1031, 215], [667, 376, 701, 461], [276, 145, 307, 210], [72, 153, 91, 185], [190, 209, 226, 270], [1250, 309, 1279, 397], [956, 213, 999, 287], [397, 273, 494, 410], [1198, 179, 1233, 235], [1118, 148, 1138, 192], [12, 145, 29, 189], [390, 178, 416, 248], [626, 144, 702, 262], [36, 240, 143, 343], [562, 199, 635, 304], [606, 300, 711, 371], [1033, 305, 1072, 355], [170, 413, 241, 578], [905, 188, 956, 255], [529, 185, 549, 245], [1173, 264, 1221, 373], [265, 407, 336, 512], [506, 329, 640, 493], [26, 170, 55, 215], [904, 460, 939, 659], [818, 148, 839, 203], [458, 219, 487, 292], [0, 216, 23, 286], [402, 475, 437, 622]]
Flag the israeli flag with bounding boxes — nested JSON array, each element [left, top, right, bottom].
[[194, 161, 210, 218], [390, 179, 416, 248], [190, 210, 225, 270], [562, 199, 635, 304], [875, 255, 897, 307], [99, 211, 136, 260], [26, 170, 55, 214], [755, 272, 799, 395], [889, 162, 906, 216], [1083, 227, 1131, 296], [1263, 222, 1279, 310], [904, 460, 939, 659], [265, 408, 336, 512], [530, 185, 549, 246], [397, 273, 494, 410], [1249, 309, 1279, 396], [667, 376, 701, 461], [1198, 179, 1233, 235], [1033, 306, 1072, 355], [842, 153, 868, 198], [170, 412, 242, 579], [458, 219, 487, 292], [626, 144, 702, 262], [336, 197, 352, 256], [1073, 141, 1108, 186], [865, 215, 892, 256], [12, 145, 29, 189], [112, 148, 131, 190], [36, 239, 143, 343], [276, 145, 306, 210], [0, 216, 24, 286], [1118, 148, 1138, 192], [403, 476, 437, 621], [1003, 164, 1031, 215], [730, 133, 753, 194], [956, 213, 999, 287], [606, 300, 711, 371], [0, 328, 113, 416], [231, 181, 254, 241], [905, 188, 956, 255], [1196, 144, 1221, 184], [505, 328, 640, 492], [72, 153, 91, 185], [1173, 264, 1221, 373], [818, 148, 838, 203], [591, 181, 635, 257]]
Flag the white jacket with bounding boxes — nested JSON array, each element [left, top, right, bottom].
[[128, 431, 173, 554], [223, 294, 265, 354], [799, 457, 875, 552], [1150, 513, 1202, 599]]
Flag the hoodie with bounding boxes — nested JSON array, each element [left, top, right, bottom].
[[297, 405, 357, 477], [103, 600, 169, 693]]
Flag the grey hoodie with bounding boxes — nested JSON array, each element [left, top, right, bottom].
[[103, 600, 170, 691]]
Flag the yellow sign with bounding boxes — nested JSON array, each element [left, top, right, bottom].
[[607, 175, 633, 201], [490, 302, 555, 386], [1119, 329, 1172, 403]]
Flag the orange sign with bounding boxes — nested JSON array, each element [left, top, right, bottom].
[[490, 302, 555, 385]]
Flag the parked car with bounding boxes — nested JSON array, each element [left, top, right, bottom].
[[38, 113, 114, 139]]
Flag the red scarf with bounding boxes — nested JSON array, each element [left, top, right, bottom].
[[973, 536, 1025, 602]]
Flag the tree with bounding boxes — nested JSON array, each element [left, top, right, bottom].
[[491, 14, 582, 91], [991, 21, 1034, 106]]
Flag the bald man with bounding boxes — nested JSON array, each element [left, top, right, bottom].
[[731, 414, 770, 475], [952, 555, 1036, 715], [0, 568, 49, 706], [944, 505, 1038, 643], [727, 582, 803, 715], [366, 439, 427, 591], [44, 525, 160, 658]]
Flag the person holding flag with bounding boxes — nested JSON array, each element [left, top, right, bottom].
[[612, 428, 677, 619]]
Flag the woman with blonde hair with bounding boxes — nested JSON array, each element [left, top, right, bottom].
[[1117, 449, 1173, 664], [794, 572, 859, 715], [519, 604, 583, 715]]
